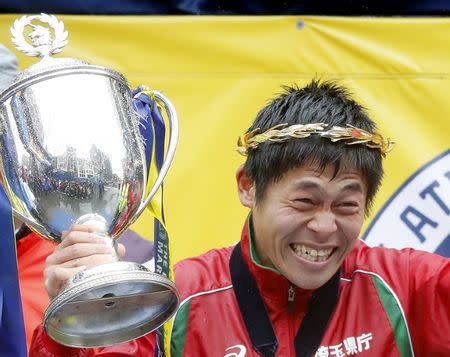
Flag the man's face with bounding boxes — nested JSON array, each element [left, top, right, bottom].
[[238, 162, 367, 290]]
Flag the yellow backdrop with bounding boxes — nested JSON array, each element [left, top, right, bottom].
[[1, 15, 449, 263]]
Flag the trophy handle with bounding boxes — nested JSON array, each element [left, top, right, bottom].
[[130, 91, 179, 225]]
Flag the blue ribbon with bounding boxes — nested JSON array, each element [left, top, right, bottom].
[[151, 96, 166, 171], [132, 88, 155, 171], [0, 186, 27, 357], [132, 87, 170, 357]]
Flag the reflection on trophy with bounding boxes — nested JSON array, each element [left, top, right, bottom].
[[0, 14, 179, 347]]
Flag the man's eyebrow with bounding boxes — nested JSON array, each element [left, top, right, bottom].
[[292, 180, 321, 191], [291, 180, 364, 194], [341, 182, 364, 194]]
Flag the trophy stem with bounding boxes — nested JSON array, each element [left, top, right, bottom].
[[75, 213, 119, 262]]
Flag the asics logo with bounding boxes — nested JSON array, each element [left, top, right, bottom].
[[224, 344, 247, 357]]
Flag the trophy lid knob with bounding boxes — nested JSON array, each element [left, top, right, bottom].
[[10, 13, 68, 58]]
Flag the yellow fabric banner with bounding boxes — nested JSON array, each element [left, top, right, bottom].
[[1, 15, 448, 262]]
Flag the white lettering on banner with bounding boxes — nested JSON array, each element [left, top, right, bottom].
[[363, 150, 450, 256], [224, 344, 247, 357], [315, 332, 373, 356]]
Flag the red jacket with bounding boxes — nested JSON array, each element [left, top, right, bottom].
[[30, 220, 450, 356], [17, 230, 56, 351]]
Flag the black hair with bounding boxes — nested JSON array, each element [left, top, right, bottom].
[[243, 79, 383, 211]]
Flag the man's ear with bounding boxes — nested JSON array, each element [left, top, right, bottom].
[[236, 165, 255, 208]]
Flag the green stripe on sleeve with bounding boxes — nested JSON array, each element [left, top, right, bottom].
[[171, 300, 191, 357], [372, 276, 414, 357]]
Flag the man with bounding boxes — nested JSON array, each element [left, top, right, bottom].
[[30, 80, 450, 356]]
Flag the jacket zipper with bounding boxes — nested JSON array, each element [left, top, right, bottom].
[[287, 284, 296, 356], [288, 284, 295, 313]]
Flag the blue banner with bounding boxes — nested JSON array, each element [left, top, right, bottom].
[[0, 186, 27, 357]]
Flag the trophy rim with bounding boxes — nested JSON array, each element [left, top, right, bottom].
[[0, 62, 130, 105], [44, 261, 180, 347]]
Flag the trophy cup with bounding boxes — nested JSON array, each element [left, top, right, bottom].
[[0, 14, 179, 347]]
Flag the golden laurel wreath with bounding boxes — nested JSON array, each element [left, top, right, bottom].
[[237, 123, 395, 157]]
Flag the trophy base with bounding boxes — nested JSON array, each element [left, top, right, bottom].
[[44, 261, 179, 347]]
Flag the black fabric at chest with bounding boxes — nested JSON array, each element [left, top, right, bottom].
[[229, 242, 341, 357]]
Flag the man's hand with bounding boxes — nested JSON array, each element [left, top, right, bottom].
[[44, 224, 125, 300]]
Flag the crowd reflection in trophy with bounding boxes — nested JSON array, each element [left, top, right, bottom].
[[17, 141, 120, 227]]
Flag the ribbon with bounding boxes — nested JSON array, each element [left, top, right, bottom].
[[132, 86, 172, 357]]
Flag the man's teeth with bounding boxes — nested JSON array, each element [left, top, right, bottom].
[[291, 244, 333, 262]]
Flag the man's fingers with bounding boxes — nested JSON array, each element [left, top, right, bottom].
[[69, 224, 99, 233], [45, 265, 86, 300], [44, 225, 123, 301], [46, 242, 114, 266], [60, 253, 118, 269], [59, 227, 105, 250], [61, 224, 98, 240]]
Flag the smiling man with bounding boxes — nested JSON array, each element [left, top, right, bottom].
[[31, 80, 449, 356], [244, 164, 367, 291]]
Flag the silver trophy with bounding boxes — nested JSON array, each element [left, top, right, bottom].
[[0, 14, 179, 347]]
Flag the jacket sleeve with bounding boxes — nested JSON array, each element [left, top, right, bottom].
[[407, 251, 450, 356], [30, 324, 156, 357]]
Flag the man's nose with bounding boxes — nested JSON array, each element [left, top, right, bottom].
[[306, 210, 337, 236]]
